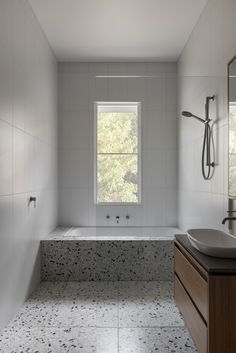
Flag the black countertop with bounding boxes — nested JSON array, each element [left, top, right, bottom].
[[175, 234, 236, 275]]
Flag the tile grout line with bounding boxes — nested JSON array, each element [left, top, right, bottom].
[[1, 281, 195, 352]]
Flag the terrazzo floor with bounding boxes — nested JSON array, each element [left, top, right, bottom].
[[0, 281, 198, 353]]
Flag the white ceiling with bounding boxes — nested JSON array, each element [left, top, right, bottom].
[[29, 0, 208, 62]]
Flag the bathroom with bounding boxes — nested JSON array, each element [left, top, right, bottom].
[[0, 0, 236, 352]]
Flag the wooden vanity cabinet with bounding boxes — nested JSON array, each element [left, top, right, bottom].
[[174, 237, 236, 353]]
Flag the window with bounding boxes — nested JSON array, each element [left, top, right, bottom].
[[95, 102, 141, 204]]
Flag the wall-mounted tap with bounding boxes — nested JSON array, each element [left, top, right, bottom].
[[222, 211, 236, 224], [116, 216, 120, 224], [29, 196, 36, 208]]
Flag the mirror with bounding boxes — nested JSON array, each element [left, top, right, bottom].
[[228, 56, 236, 197]]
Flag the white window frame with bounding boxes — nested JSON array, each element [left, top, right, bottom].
[[94, 102, 142, 205]]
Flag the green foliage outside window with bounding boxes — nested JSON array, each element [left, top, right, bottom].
[[97, 111, 139, 203]]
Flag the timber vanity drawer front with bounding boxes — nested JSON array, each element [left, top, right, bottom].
[[175, 245, 208, 321], [175, 235, 236, 353], [175, 275, 207, 353]]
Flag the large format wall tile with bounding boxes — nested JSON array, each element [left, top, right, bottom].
[[58, 62, 178, 227], [178, 0, 236, 232], [0, 0, 58, 331]]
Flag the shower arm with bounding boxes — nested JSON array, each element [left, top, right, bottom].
[[190, 114, 206, 124]]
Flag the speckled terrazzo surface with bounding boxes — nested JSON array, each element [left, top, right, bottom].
[[41, 227, 176, 281], [0, 281, 198, 353], [45, 227, 181, 241]]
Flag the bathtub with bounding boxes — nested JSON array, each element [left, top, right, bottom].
[[41, 226, 182, 281], [63, 226, 181, 241]]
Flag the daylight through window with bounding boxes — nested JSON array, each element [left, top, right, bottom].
[[95, 102, 141, 204]]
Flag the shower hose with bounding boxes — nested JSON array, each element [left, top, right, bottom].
[[202, 121, 214, 180]]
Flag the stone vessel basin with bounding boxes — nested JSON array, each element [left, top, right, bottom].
[[187, 228, 236, 258]]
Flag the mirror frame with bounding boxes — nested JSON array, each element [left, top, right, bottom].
[[228, 55, 236, 199]]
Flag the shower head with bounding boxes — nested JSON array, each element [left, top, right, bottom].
[[181, 111, 206, 124], [182, 111, 193, 118]]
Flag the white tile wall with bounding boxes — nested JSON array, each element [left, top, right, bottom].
[[0, 120, 13, 196], [58, 62, 177, 226], [0, 0, 58, 331], [177, 0, 235, 232], [0, 195, 14, 327]]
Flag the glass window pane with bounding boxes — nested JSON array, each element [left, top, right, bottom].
[[97, 155, 138, 203], [97, 112, 138, 154], [229, 154, 236, 196]]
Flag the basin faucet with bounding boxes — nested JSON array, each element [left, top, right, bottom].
[[222, 211, 236, 224], [222, 217, 236, 224]]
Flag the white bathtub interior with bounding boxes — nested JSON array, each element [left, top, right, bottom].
[[63, 226, 182, 240]]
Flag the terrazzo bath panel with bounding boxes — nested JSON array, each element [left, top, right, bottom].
[[41, 227, 180, 281]]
